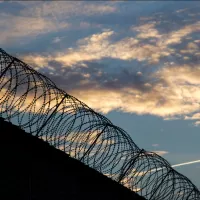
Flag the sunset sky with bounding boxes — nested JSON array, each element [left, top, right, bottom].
[[1, 1, 200, 188]]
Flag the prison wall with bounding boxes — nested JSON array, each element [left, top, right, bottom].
[[0, 117, 145, 200]]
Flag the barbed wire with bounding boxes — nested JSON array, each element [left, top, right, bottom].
[[0, 48, 199, 199]]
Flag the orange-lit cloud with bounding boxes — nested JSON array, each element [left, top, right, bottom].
[[132, 22, 162, 39], [21, 19, 200, 68], [3, 61, 200, 127], [66, 64, 200, 123], [2, 2, 200, 124], [0, 2, 117, 45], [21, 29, 168, 66], [151, 151, 169, 156]]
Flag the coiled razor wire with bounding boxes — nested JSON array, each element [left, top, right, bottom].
[[0, 48, 200, 199]]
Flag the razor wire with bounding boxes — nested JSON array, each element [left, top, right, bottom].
[[0, 48, 200, 199]]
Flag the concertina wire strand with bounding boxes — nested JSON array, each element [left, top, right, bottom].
[[0, 48, 200, 200]]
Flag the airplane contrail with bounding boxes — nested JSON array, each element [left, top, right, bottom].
[[171, 159, 200, 168], [150, 160, 200, 172]]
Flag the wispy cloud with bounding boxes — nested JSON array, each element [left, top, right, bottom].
[[0, 1, 117, 45], [21, 27, 168, 67], [0, 13, 69, 45], [21, 17, 200, 68], [151, 151, 169, 156], [20, 1, 117, 18]]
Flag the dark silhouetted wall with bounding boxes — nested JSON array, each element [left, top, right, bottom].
[[0, 118, 145, 200]]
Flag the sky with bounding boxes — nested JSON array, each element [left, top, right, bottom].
[[1, 1, 200, 188]]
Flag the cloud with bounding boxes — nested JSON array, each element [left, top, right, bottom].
[[132, 20, 200, 62], [132, 187, 141, 192], [0, 13, 69, 45], [132, 22, 162, 39], [19, 2, 117, 18], [159, 21, 200, 48], [151, 151, 169, 156], [3, 2, 200, 123], [64, 64, 200, 121], [21, 28, 169, 67], [52, 37, 62, 44], [22, 55, 50, 69], [185, 113, 200, 126], [13, 55, 200, 124], [185, 113, 200, 120], [22, 30, 115, 67], [194, 121, 200, 126], [20, 18, 200, 69], [179, 42, 199, 54], [14, 33, 200, 124], [0, 1, 116, 45], [175, 8, 189, 13], [187, 42, 199, 50], [152, 144, 159, 147]]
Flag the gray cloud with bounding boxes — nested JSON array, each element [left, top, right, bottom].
[[2, 1, 200, 122]]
